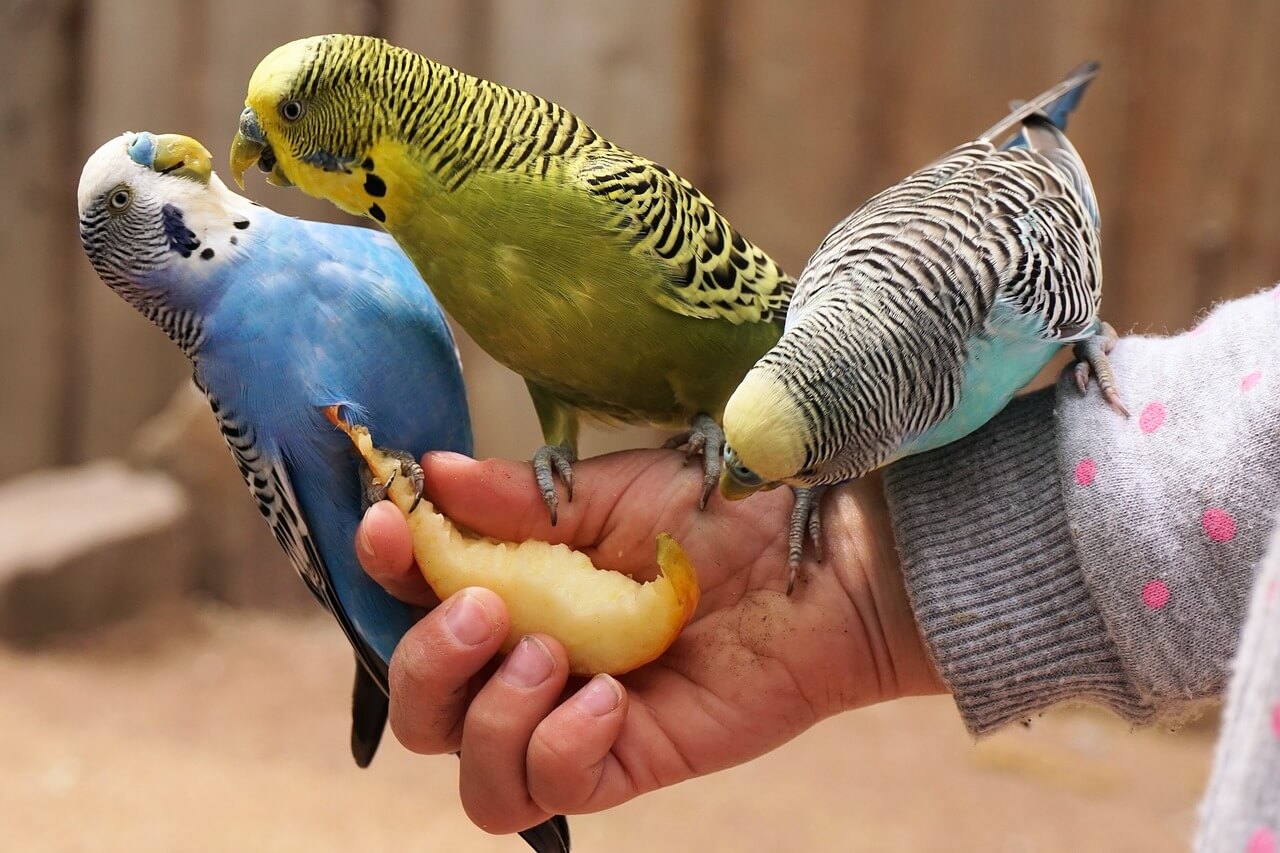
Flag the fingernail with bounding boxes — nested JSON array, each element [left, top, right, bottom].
[[500, 636, 554, 688], [355, 524, 378, 565], [576, 674, 621, 716], [425, 450, 472, 464], [445, 592, 494, 646]]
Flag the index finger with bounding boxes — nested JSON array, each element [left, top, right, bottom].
[[356, 500, 436, 608]]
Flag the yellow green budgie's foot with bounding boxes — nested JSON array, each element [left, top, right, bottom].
[[533, 440, 577, 526], [662, 413, 725, 511], [787, 486, 829, 596], [1071, 321, 1129, 418], [360, 446, 425, 513]]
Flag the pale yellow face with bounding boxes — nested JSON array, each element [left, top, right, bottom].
[[722, 367, 809, 485]]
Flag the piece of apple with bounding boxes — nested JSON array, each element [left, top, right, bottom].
[[333, 415, 700, 675]]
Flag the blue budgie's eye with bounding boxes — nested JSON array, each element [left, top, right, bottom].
[[107, 185, 133, 214]]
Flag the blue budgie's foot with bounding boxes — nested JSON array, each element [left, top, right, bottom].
[[662, 412, 724, 510], [787, 485, 829, 595], [533, 441, 576, 526], [1072, 321, 1130, 418], [360, 447, 425, 513]]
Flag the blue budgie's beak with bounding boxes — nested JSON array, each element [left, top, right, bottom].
[[128, 131, 213, 184]]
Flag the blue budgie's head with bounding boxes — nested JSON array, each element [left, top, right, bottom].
[[78, 132, 260, 341]]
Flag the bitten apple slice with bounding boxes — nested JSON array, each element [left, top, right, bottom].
[[331, 413, 700, 675]]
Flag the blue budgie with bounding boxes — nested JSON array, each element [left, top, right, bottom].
[[77, 132, 569, 853], [720, 63, 1125, 593]]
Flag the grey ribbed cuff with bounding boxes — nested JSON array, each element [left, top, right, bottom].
[[883, 391, 1156, 735]]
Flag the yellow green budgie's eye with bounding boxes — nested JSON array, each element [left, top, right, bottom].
[[279, 99, 305, 122], [107, 184, 133, 214]]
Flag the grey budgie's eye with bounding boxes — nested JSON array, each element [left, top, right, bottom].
[[107, 185, 133, 214], [725, 450, 763, 486], [279, 99, 305, 122]]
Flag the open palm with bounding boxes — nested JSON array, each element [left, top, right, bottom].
[[356, 449, 940, 835]]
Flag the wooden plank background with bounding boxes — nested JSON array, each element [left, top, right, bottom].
[[4, 0, 1279, 481]]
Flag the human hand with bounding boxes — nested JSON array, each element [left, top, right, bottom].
[[355, 449, 941, 835]]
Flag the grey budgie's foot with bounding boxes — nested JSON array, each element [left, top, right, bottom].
[[661, 413, 724, 510], [1071, 321, 1130, 418], [787, 485, 829, 595], [360, 447, 424, 513], [533, 441, 576, 526]]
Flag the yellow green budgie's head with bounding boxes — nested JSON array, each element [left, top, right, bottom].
[[719, 365, 810, 501], [231, 34, 421, 225]]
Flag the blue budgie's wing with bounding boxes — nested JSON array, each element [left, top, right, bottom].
[[277, 453, 394, 683], [199, 378, 396, 692], [282, 223, 473, 679]]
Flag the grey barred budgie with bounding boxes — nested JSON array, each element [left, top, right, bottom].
[[719, 62, 1126, 593]]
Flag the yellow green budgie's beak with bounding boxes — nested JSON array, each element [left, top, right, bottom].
[[127, 133, 213, 184], [230, 107, 292, 189]]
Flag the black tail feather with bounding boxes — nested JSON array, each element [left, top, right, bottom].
[[518, 814, 572, 853], [350, 656, 388, 768]]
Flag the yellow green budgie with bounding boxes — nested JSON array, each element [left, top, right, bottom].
[[230, 35, 794, 523]]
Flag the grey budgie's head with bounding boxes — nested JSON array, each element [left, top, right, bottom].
[[78, 132, 257, 319], [722, 302, 907, 498], [720, 359, 812, 500]]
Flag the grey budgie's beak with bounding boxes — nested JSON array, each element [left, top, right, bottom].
[[719, 462, 771, 502]]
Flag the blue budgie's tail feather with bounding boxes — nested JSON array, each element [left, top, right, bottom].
[[350, 660, 388, 768], [995, 61, 1100, 150], [519, 815, 571, 853]]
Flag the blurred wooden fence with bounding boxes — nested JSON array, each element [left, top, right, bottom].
[[4, 0, 1280, 481]]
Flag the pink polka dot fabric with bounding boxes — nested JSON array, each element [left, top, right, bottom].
[[1195, 497, 1280, 847], [1045, 289, 1280, 847], [1248, 828, 1278, 853], [1138, 401, 1166, 433], [1204, 508, 1238, 543], [1142, 579, 1170, 610]]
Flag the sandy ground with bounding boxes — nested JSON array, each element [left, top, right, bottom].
[[0, 604, 1213, 852]]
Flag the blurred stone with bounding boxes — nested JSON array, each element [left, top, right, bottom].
[[0, 462, 190, 643], [130, 382, 313, 612]]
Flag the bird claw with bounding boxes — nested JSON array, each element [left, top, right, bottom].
[[1070, 321, 1129, 418], [533, 442, 576, 526], [787, 486, 829, 595], [361, 447, 424, 513], [664, 413, 723, 510]]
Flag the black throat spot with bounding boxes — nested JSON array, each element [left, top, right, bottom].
[[161, 204, 200, 258], [363, 172, 386, 197]]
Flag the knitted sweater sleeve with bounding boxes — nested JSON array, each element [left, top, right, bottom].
[[882, 287, 1280, 734]]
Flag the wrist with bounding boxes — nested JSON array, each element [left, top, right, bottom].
[[827, 475, 945, 713]]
